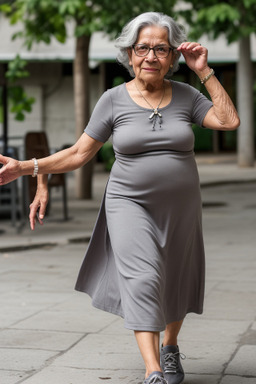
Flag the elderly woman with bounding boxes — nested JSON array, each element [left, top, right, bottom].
[[0, 12, 239, 384]]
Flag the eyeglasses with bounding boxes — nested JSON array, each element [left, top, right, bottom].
[[132, 44, 173, 58]]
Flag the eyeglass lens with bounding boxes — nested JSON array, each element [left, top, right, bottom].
[[133, 44, 171, 58]]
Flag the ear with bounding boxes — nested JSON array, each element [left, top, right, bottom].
[[127, 48, 133, 66], [169, 50, 177, 68]]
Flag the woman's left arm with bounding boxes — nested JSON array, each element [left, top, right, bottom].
[[178, 42, 240, 131]]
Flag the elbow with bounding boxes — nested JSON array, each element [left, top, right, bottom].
[[223, 115, 240, 131], [229, 115, 240, 131]]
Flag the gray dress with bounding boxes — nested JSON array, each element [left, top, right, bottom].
[[75, 81, 213, 332]]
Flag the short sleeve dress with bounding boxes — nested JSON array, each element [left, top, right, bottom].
[[75, 81, 213, 332]]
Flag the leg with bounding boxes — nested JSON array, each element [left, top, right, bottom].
[[160, 320, 185, 384], [162, 319, 183, 346], [135, 331, 161, 378]]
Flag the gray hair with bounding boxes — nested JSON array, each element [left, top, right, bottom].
[[115, 12, 187, 78]]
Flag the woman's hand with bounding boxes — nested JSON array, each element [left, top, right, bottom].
[[0, 154, 22, 185], [177, 42, 210, 77], [29, 175, 49, 230]]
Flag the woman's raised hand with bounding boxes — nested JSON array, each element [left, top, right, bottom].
[[0, 154, 22, 185], [177, 42, 210, 77]]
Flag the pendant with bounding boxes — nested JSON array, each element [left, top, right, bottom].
[[149, 108, 162, 130]]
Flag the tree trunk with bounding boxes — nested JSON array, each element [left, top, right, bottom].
[[237, 35, 254, 167], [73, 34, 94, 199]]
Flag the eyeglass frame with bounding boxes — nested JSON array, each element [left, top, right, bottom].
[[132, 44, 174, 58]]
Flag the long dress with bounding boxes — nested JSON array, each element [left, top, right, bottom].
[[75, 81, 213, 332]]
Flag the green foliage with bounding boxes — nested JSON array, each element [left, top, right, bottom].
[[5, 55, 29, 82], [8, 86, 35, 121], [0, 0, 178, 44], [181, 0, 256, 43]]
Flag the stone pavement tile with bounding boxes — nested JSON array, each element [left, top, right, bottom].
[[220, 376, 256, 384], [201, 290, 256, 320], [178, 318, 250, 343], [1, 289, 72, 308], [205, 257, 256, 283], [178, 341, 237, 374], [204, 280, 218, 296], [0, 329, 84, 351], [19, 366, 144, 384], [0, 370, 28, 384], [240, 322, 256, 345], [9, 305, 117, 333], [53, 334, 144, 370], [0, 348, 57, 371], [225, 345, 256, 377], [99, 318, 133, 336], [0, 306, 43, 328], [183, 374, 220, 384], [51, 291, 109, 313], [216, 281, 256, 293]]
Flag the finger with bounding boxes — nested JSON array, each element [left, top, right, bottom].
[[29, 202, 39, 230], [30, 214, 36, 231], [0, 154, 8, 166], [0, 154, 6, 164], [38, 201, 47, 222], [37, 212, 44, 226], [178, 42, 202, 51]]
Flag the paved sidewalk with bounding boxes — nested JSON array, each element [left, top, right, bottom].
[[0, 154, 256, 384]]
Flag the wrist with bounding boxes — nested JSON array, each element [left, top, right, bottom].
[[196, 67, 215, 84], [19, 160, 33, 176], [38, 174, 48, 186], [195, 66, 211, 78]]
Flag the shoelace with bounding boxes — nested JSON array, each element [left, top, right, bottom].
[[163, 351, 186, 374], [148, 374, 167, 384]]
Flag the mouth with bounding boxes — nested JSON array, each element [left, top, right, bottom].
[[143, 67, 159, 72]]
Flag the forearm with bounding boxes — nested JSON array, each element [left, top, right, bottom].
[[19, 133, 102, 176], [196, 67, 240, 130], [19, 147, 83, 176]]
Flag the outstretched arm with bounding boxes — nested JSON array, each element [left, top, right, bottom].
[[0, 133, 103, 185], [177, 42, 240, 131]]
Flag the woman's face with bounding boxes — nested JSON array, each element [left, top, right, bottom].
[[128, 25, 174, 84]]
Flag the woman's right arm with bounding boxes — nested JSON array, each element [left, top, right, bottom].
[[29, 133, 103, 230], [0, 133, 103, 185]]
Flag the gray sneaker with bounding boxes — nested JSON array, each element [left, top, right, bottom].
[[160, 345, 186, 384], [143, 371, 168, 384]]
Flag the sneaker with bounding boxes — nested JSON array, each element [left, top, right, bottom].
[[143, 371, 168, 384], [160, 345, 186, 384]]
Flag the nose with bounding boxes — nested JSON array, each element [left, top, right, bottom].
[[145, 48, 157, 61]]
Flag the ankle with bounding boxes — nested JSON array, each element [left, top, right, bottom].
[[145, 365, 162, 378], [162, 340, 177, 347]]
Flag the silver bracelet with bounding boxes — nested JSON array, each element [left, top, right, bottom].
[[32, 158, 39, 177], [200, 68, 215, 84]]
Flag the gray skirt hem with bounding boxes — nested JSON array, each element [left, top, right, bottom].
[[76, 288, 204, 332]]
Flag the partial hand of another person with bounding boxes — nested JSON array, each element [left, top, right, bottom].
[[0, 154, 22, 185], [29, 175, 49, 230]]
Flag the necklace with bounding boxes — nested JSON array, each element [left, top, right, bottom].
[[134, 81, 165, 130]]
